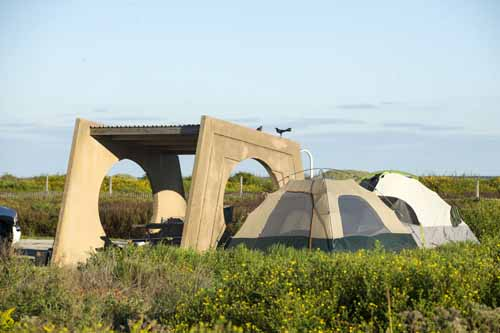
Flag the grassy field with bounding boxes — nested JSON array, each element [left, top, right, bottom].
[[0, 172, 275, 194], [0, 172, 272, 239], [0, 171, 499, 332], [1, 171, 499, 239], [0, 206, 499, 332], [2, 171, 499, 197], [0, 192, 265, 239]]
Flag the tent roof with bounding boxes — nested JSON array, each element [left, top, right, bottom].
[[233, 178, 412, 247], [371, 173, 453, 227], [360, 170, 417, 182]]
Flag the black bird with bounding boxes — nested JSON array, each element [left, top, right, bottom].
[[256, 125, 263, 131], [275, 127, 292, 137]]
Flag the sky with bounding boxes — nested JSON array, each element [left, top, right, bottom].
[[1, 1, 499, 177]]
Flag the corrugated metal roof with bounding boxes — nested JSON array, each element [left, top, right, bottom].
[[90, 124, 200, 129]]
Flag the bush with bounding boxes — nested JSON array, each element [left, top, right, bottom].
[[450, 199, 500, 240], [1, 236, 499, 332], [0, 173, 276, 195], [99, 199, 153, 239], [0, 191, 267, 239], [420, 176, 500, 198], [1, 172, 499, 331]]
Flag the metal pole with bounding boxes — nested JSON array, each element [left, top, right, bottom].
[[239, 176, 243, 198], [45, 175, 49, 193], [109, 176, 113, 196], [300, 149, 314, 179]]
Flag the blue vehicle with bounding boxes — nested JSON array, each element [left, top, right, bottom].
[[0, 206, 21, 249]]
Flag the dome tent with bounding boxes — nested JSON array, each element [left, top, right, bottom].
[[228, 178, 418, 252], [360, 172, 478, 247]]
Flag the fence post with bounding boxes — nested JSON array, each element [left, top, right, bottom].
[[239, 176, 243, 198], [475, 177, 480, 201], [109, 176, 113, 196], [45, 175, 49, 193]]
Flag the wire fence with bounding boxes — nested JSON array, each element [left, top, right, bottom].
[[0, 191, 266, 201], [1, 170, 499, 201]]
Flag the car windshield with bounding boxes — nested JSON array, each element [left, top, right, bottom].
[[0, 216, 15, 226]]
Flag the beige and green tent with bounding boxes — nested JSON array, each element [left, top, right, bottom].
[[229, 178, 417, 251]]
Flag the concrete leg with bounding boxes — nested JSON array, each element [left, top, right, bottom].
[[133, 153, 186, 226], [53, 121, 187, 265], [52, 119, 119, 266], [181, 116, 303, 251]]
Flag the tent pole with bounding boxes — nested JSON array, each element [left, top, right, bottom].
[[308, 180, 315, 249]]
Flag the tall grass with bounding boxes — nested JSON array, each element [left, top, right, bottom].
[[1, 172, 499, 332], [0, 196, 499, 332], [420, 176, 500, 198], [1, 237, 499, 332], [0, 191, 265, 239], [0, 195, 154, 238]]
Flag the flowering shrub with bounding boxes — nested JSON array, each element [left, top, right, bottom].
[[420, 176, 500, 198], [1, 235, 499, 332], [1, 173, 499, 331]]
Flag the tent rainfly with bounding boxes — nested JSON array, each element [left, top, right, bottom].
[[229, 179, 419, 251], [360, 172, 478, 248]]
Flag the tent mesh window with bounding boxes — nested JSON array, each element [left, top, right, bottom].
[[379, 196, 420, 226], [359, 174, 381, 191], [338, 195, 389, 237]]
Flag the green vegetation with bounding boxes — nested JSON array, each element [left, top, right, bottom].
[[1, 213, 499, 332], [322, 169, 371, 181], [2, 172, 500, 197], [225, 172, 275, 193], [0, 172, 275, 195], [449, 199, 500, 240], [0, 174, 67, 192], [1, 171, 499, 331], [421, 176, 500, 198], [2, 171, 500, 239], [0, 193, 265, 239], [0, 172, 273, 239], [0, 195, 153, 238]]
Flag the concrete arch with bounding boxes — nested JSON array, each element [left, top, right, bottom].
[[99, 159, 154, 235], [181, 116, 303, 251], [52, 119, 186, 265], [221, 157, 280, 192], [251, 157, 280, 189]]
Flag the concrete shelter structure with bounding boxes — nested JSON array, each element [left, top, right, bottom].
[[52, 116, 303, 265]]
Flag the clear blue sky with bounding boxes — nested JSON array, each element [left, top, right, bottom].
[[1, 1, 499, 177]]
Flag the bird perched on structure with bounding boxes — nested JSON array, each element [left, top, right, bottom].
[[256, 126, 263, 131], [275, 127, 292, 137]]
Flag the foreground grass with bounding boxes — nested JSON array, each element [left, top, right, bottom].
[[1, 172, 499, 331], [2, 193, 500, 332], [1, 239, 499, 332]]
